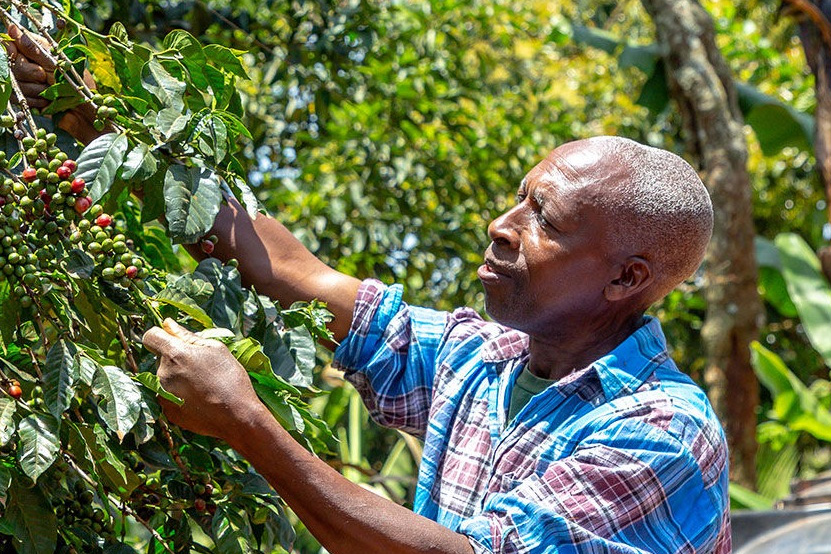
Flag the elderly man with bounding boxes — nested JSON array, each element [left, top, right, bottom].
[[142, 137, 730, 554]]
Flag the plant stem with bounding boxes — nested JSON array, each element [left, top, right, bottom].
[[158, 417, 192, 483], [117, 320, 139, 374]]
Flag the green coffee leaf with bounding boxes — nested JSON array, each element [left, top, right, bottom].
[[0, 47, 12, 113], [142, 58, 186, 111], [18, 414, 60, 481], [42, 340, 79, 419], [64, 249, 95, 279], [156, 107, 191, 140], [211, 505, 254, 554], [229, 337, 272, 375], [204, 45, 248, 79], [193, 258, 246, 330], [284, 326, 316, 386], [121, 142, 159, 181], [134, 372, 184, 406], [92, 365, 142, 441], [164, 30, 209, 90], [0, 396, 16, 445], [5, 477, 57, 554], [163, 165, 223, 244], [154, 287, 214, 327], [75, 132, 129, 204]]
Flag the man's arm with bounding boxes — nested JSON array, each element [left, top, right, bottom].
[[143, 319, 474, 554], [191, 196, 362, 342]]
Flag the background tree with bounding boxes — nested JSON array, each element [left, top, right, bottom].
[[640, 0, 762, 488]]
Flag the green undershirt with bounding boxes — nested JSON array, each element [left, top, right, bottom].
[[507, 367, 556, 422]]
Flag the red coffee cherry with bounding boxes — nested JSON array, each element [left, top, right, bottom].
[[62, 159, 77, 172], [7, 385, 22, 399], [74, 196, 92, 213], [95, 214, 113, 228], [22, 167, 37, 182], [70, 178, 86, 194], [200, 239, 215, 255]]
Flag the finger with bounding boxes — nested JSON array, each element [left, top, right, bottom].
[[162, 318, 214, 346], [13, 58, 48, 84], [142, 326, 184, 356], [20, 95, 49, 109], [12, 26, 56, 72], [19, 82, 50, 107], [5, 42, 18, 60]]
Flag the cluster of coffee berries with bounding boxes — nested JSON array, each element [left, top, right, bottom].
[[70, 209, 150, 287], [0, 126, 93, 305], [191, 472, 219, 515], [54, 480, 115, 541], [91, 94, 119, 131]]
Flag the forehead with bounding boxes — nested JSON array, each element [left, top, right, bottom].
[[521, 148, 608, 208]]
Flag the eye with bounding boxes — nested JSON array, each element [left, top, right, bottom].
[[515, 192, 526, 204]]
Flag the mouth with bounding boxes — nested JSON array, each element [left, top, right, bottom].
[[478, 256, 513, 283]]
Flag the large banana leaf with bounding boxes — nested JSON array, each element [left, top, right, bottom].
[[775, 233, 831, 367]]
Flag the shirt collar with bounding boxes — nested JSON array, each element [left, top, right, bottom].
[[481, 316, 669, 400]]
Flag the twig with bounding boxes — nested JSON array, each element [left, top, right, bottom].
[[158, 418, 192, 483], [24, 347, 42, 380], [117, 321, 139, 374], [2, 53, 38, 137]]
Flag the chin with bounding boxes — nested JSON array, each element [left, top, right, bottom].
[[483, 300, 522, 330]]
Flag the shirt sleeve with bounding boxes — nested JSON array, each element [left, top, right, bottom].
[[332, 279, 452, 437], [457, 416, 731, 554]]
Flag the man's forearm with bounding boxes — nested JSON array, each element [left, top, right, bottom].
[[193, 198, 361, 341], [229, 405, 474, 554]]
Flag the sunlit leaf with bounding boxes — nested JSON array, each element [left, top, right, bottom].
[[18, 414, 60, 481], [163, 165, 223, 244], [75, 132, 129, 204], [92, 365, 142, 441]]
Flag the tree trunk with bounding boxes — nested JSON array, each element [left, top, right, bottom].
[[783, 1, 831, 282], [640, 0, 762, 489]]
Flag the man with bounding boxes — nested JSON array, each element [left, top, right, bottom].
[[11, 30, 729, 554], [142, 138, 730, 554]]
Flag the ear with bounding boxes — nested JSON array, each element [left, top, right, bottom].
[[604, 256, 653, 302]]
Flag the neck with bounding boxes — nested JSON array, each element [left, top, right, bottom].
[[527, 311, 645, 381]]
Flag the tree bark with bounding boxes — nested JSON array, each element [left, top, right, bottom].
[[783, 1, 831, 282], [640, 0, 762, 488]]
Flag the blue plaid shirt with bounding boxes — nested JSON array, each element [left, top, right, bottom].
[[334, 280, 730, 554]]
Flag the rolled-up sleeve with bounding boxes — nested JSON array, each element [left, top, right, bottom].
[[333, 279, 450, 437], [458, 417, 729, 554]]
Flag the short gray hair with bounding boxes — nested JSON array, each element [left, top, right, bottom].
[[588, 137, 713, 304]]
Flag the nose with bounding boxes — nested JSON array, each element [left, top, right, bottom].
[[487, 206, 521, 249]]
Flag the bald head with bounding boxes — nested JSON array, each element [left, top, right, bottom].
[[544, 136, 713, 307]]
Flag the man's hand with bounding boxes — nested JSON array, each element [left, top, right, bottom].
[[6, 24, 102, 144], [142, 319, 265, 440]]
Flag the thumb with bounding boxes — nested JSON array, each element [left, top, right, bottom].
[[142, 325, 184, 356], [162, 318, 213, 346]]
